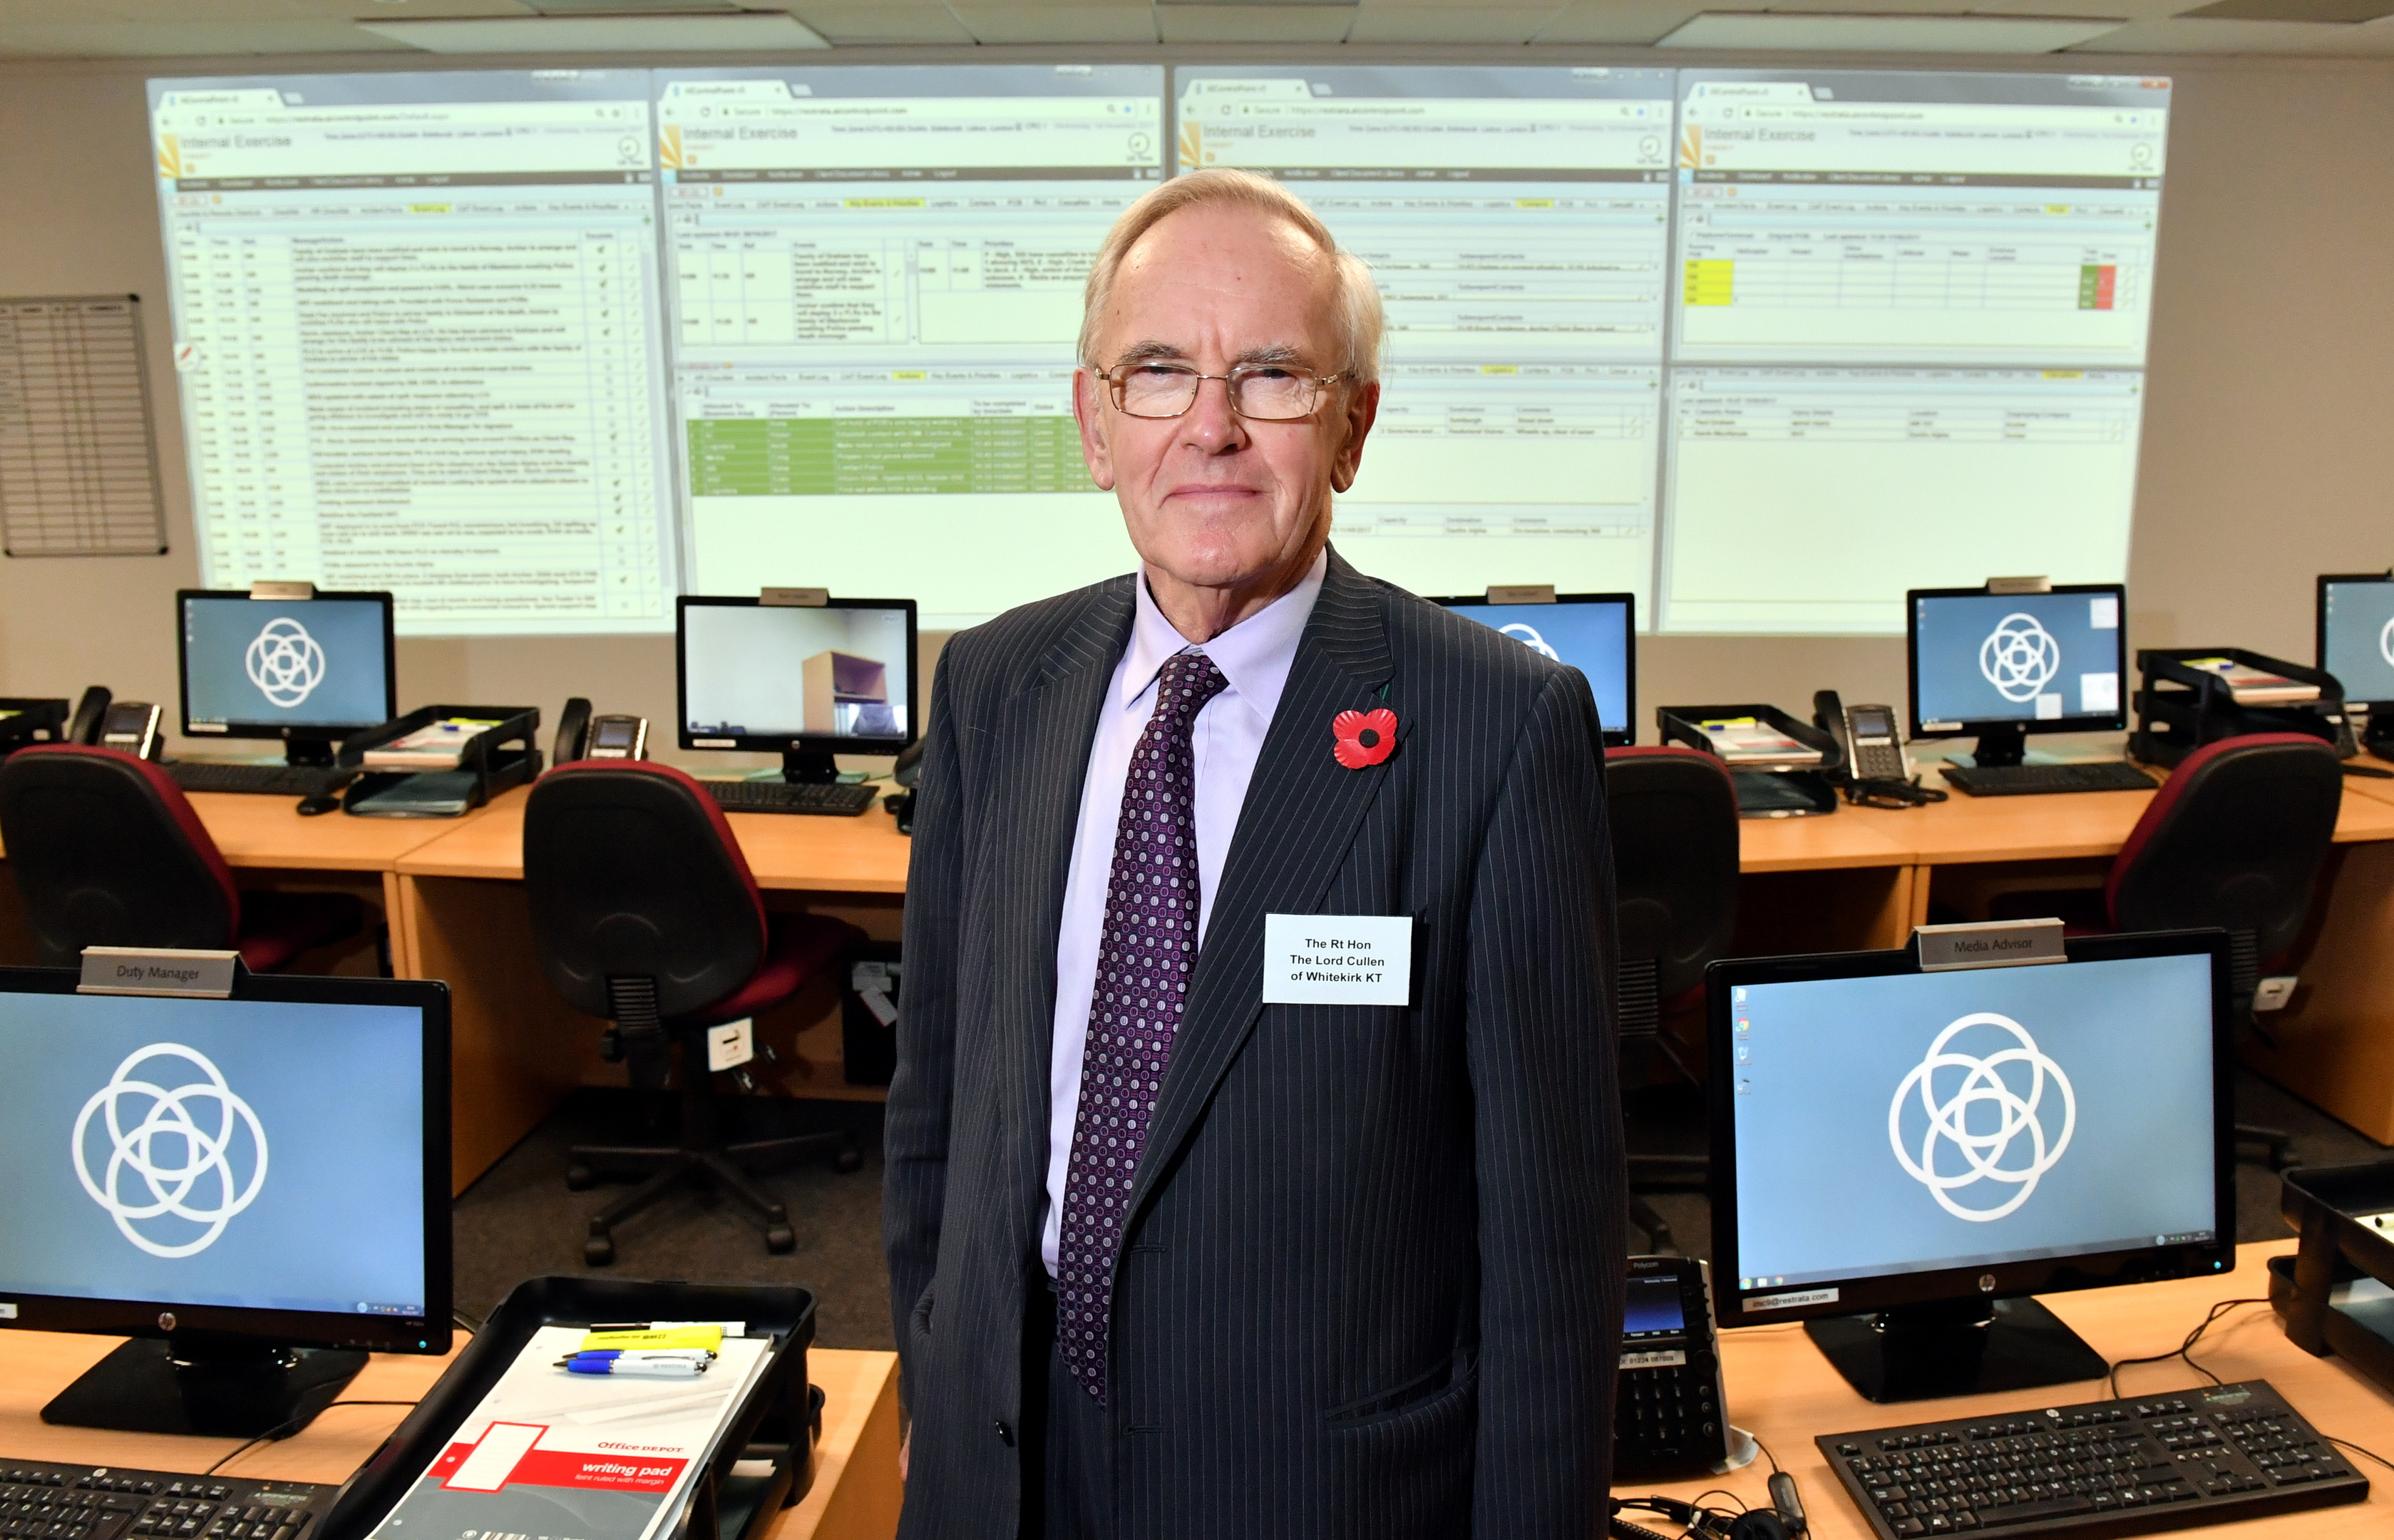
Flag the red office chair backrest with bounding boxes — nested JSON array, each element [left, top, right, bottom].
[[0, 744, 240, 966], [2107, 734, 2342, 967], [1605, 746, 1742, 1008], [523, 761, 767, 1022]]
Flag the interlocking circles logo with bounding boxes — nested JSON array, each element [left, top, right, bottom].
[[2380, 614, 2394, 669], [1978, 613, 2062, 704], [72, 1044, 269, 1258], [245, 617, 326, 709], [1497, 622, 1561, 661], [1889, 1012, 2075, 1223]]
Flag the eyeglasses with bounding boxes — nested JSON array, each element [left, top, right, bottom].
[[1098, 360, 1346, 422]]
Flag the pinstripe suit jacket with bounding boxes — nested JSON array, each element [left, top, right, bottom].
[[884, 548, 1625, 1539]]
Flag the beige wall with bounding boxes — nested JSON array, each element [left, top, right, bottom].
[[4, 49, 2390, 762]]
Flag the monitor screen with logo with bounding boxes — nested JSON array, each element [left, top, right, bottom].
[[178, 590, 397, 740], [1907, 585, 2127, 739], [1429, 593, 1635, 746], [2318, 574, 2394, 709], [1708, 932, 2231, 1346]]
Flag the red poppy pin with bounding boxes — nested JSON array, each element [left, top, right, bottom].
[[1332, 707, 1399, 770]]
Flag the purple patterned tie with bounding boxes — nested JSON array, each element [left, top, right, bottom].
[[1055, 648, 1227, 1405]]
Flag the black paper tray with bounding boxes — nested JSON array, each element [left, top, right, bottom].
[[339, 705, 542, 818], [1655, 702, 1844, 818], [2268, 1161, 2394, 1396], [2132, 648, 2344, 769], [317, 1276, 821, 1540]]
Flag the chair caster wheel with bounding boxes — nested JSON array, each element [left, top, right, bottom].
[[833, 1141, 863, 1175], [566, 1163, 595, 1191], [766, 1225, 796, 1255], [585, 1235, 615, 1267]]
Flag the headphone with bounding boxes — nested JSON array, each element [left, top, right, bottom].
[[1610, 1470, 1808, 1540]]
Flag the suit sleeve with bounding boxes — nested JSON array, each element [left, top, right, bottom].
[[883, 645, 967, 1377], [1466, 665, 1628, 1535]]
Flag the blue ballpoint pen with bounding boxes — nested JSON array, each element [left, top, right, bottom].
[[557, 1350, 713, 1377]]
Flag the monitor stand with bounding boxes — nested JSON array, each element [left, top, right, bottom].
[[1807, 1298, 2109, 1405], [282, 734, 339, 770], [782, 749, 840, 784], [1966, 724, 2029, 769], [41, 1335, 368, 1439]]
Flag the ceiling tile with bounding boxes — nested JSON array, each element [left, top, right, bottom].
[[0, 17, 412, 54], [1658, 10, 2124, 48], [1970, 0, 2193, 19], [1156, 5, 1358, 42], [2067, 13, 2394, 46], [356, 11, 826, 48], [784, 3, 979, 43], [1531, 1, 1703, 43], [952, 4, 1161, 42], [1347, 5, 1561, 41], [2182, 0, 2394, 20]]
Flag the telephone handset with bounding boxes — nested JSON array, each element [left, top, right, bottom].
[[1813, 690, 1943, 807], [68, 686, 112, 746], [552, 697, 592, 766]]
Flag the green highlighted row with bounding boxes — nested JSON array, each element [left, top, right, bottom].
[[689, 416, 1098, 497]]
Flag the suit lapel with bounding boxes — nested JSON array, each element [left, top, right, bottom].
[[1124, 550, 1398, 1226], [985, 578, 1135, 1225]]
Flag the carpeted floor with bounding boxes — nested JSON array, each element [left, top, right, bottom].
[[1623, 1067, 2394, 1261], [453, 1089, 895, 1349], [451, 1069, 2388, 1351]]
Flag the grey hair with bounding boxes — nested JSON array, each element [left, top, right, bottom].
[[1078, 168, 1384, 386]]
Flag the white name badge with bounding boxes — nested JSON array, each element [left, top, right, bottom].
[[1262, 913, 1412, 1005]]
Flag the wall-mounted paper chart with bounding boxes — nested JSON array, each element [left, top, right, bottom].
[[0, 297, 168, 558]]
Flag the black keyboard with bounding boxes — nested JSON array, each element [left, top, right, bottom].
[[166, 763, 349, 799], [1942, 761, 2157, 798], [1817, 1380, 2367, 1539], [703, 779, 878, 817], [0, 1462, 332, 1540]]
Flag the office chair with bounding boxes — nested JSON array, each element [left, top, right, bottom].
[[0, 744, 364, 970], [1993, 734, 2343, 1170], [523, 761, 865, 1265], [1606, 746, 1743, 1251]]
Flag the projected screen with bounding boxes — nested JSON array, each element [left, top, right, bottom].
[[682, 602, 913, 743], [1911, 587, 2125, 729], [2321, 578, 2394, 706], [0, 990, 428, 1317], [1730, 953, 2216, 1288], [148, 73, 677, 637], [1178, 67, 1673, 608], [664, 66, 1162, 628], [1660, 71, 2165, 632], [147, 67, 2168, 638], [1436, 595, 1633, 739], [182, 594, 392, 732]]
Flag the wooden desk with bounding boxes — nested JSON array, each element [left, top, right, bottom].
[[0, 788, 514, 972], [0, 1333, 900, 1540], [394, 792, 910, 1189], [1647, 1241, 2393, 1537]]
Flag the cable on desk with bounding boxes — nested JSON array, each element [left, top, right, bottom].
[[2103, 1296, 2266, 1399], [2324, 1435, 2394, 1476], [205, 1399, 419, 1476]]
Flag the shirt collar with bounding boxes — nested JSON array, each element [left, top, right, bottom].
[[1119, 547, 1328, 722]]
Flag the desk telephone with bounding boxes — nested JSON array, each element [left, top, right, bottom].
[[1814, 691, 1944, 808], [553, 697, 649, 766], [1615, 1254, 1732, 1479]]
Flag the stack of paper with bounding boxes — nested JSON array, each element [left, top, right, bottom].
[[363, 718, 502, 771], [1697, 717, 1823, 768], [366, 1322, 773, 1540], [2182, 658, 2320, 707]]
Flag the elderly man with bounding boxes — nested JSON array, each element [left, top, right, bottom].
[[884, 168, 1624, 1539]]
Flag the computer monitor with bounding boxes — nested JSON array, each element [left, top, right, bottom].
[[2318, 572, 2394, 712], [1429, 592, 1635, 746], [0, 965, 451, 1437], [178, 590, 397, 767], [1708, 930, 2232, 1404], [678, 596, 919, 783], [1907, 585, 2128, 768]]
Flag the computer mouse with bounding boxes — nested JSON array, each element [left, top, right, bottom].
[[297, 794, 344, 817]]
